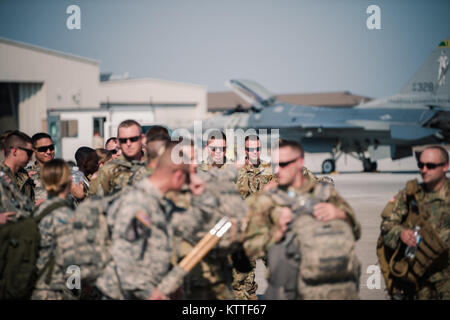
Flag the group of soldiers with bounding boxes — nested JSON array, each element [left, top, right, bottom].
[[0, 119, 448, 300]]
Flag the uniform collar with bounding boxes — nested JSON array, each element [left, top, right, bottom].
[[136, 178, 164, 199]]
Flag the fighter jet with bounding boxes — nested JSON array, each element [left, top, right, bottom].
[[202, 39, 450, 173]]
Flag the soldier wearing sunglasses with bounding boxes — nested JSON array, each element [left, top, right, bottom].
[[243, 139, 361, 262], [200, 130, 232, 172], [236, 135, 275, 201], [379, 146, 449, 300], [0, 130, 35, 203], [28, 133, 56, 206], [90, 120, 147, 197]]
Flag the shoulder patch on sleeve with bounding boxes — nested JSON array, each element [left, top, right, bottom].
[[136, 210, 151, 228]]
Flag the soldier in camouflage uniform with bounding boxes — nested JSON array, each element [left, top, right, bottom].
[[128, 130, 172, 185], [233, 135, 273, 299], [95, 141, 215, 299], [236, 135, 275, 200], [31, 159, 78, 300], [0, 131, 35, 203], [0, 170, 34, 223], [380, 146, 449, 300], [90, 120, 147, 196], [243, 140, 361, 299], [28, 133, 56, 206]]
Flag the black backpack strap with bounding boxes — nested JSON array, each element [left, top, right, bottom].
[[34, 200, 69, 223]]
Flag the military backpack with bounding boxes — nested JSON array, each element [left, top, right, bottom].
[[264, 183, 360, 300], [54, 193, 122, 286], [0, 200, 68, 299]]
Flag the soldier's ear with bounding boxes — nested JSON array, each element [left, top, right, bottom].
[[141, 134, 146, 145]]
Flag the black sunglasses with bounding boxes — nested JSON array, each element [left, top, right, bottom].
[[210, 146, 226, 152], [277, 158, 299, 168], [118, 136, 140, 144], [417, 161, 446, 170], [245, 147, 260, 152], [13, 146, 33, 157], [36, 144, 55, 153]]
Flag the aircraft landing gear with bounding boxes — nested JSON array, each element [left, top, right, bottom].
[[322, 159, 336, 174]]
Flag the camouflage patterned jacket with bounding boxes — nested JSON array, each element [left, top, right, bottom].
[[236, 160, 275, 199], [89, 154, 147, 197], [31, 197, 75, 299], [95, 178, 212, 299], [380, 178, 450, 283], [27, 162, 47, 203], [199, 157, 234, 173], [243, 176, 361, 261], [0, 170, 34, 221], [0, 162, 35, 203]]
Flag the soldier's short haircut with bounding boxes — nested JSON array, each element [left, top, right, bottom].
[[423, 145, 449, 164], [117, 119, 142, 136], [75, 146, 97, 167], [278, 139, 305, 158], [0, 130, 13, 152], [4, 131, 32, 156], [146, 133, 171, 161], [145, 125, 170, 141], [245, 134, 260, 143], [31, 132, 53, 147], [155, 140, 190, 173], [105, 137, 117, 148], [205, 129, 226, 145]]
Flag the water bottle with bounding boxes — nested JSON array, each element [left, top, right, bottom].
[[405, 226, 421, 259], [70, 166, 85, 185]]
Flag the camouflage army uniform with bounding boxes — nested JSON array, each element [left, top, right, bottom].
[[95, 178, 211, 299], [27, 162, 47, 203], [0, 162, 35, 203], [31, 197, 78, 300], [302, 167, 335, 186], [198, 162, 257, 299], [167, 166, 250, 300], [233, 160, 275, 299], [236, 160, 275, 200], [0, 171, 34, 221], [380, 178, 450, 300], [244, 175, 360, 261], [89, 154, 147, 197]]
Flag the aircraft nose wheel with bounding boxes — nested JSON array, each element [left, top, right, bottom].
[[322, 159, 336, 174]]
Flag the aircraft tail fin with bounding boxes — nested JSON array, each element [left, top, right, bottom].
[[399, 39, 450, 96]]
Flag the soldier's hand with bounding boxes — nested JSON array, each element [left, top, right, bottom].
[[189, 173, 205, 196], [313, 203, 346, 222], [148, 288, 169, 300], [400, 229, 417, 247], [71, 181, 85, 200], [0, 211, 16, 224], [35, 199, 45, 207], [263, 180, 278, 191], [274, 207, 293, 242], [28, 170, 37, 178]]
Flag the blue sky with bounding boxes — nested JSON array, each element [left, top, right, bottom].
[[1, 0, 449, 99]]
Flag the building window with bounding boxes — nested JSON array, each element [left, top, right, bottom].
[[61, 120, 78, 138]]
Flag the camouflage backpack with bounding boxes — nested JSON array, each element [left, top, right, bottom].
[[265, 183, 360, 300], [53, 193, 121, 286], [291, 214, 360, 299], [0, 200, 68, 300]]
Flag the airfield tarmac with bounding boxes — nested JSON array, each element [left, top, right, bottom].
[[254, 171, 425, 300]]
